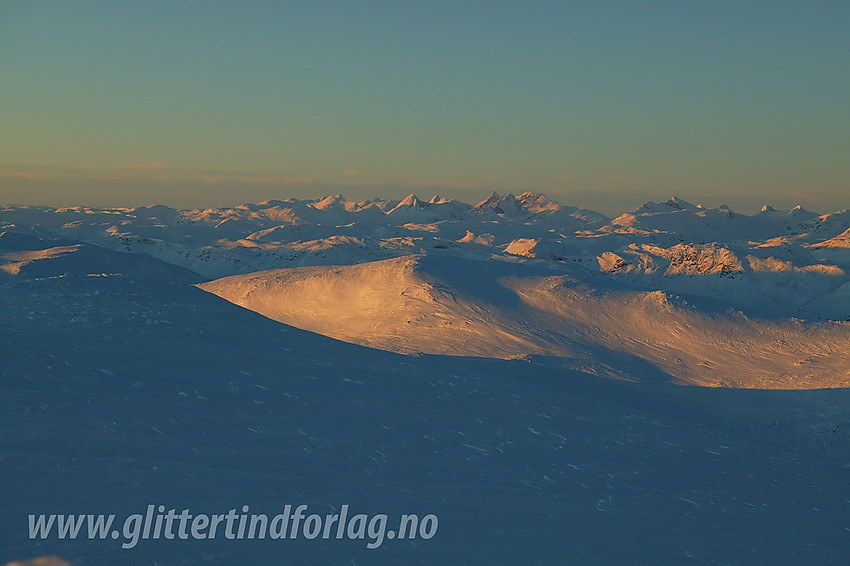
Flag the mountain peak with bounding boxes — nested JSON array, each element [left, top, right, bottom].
[[474, 191, 503, 214], [635, 196, 699, 214], [788, 204, 817, 218], [476, 191, 501, 207], [667, 196, 698, 210], [312, 194, 347, 210], [397, 193, 424, 208], [387, 193, 430, 215], [516, 192, 561, 214]]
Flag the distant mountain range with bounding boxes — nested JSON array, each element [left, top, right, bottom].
[[3, 193, 848, 389]]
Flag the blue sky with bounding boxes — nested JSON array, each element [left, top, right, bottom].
[[1, 0, 848, 214]]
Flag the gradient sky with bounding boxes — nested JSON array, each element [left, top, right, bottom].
[[1, 0, 848, 215]]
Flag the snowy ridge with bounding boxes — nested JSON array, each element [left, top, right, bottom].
[[199, 254, 850, 389], [0, 231, 200, 282], [3, 194, 850, 389]]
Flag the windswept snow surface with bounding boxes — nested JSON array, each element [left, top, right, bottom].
[[2, 197, 850, 564], [199, 254, 850, 389]]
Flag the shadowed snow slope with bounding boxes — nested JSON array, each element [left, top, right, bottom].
[[199, 255, 850, 389], [3, 271, 850, 565], [0, 231, 201, 283]]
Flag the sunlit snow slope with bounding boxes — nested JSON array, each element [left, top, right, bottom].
[[199, 254, 850, 389]]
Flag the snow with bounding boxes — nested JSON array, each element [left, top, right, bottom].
[[199, 253, 850, 389], [812, 227, 850, 249], [2, 196, 850, 564]]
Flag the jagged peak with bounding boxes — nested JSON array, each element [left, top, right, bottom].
[[635, 196, 699, 214], [788, 204, 817, 217], [397, 193, 426, 208], [667, 196, 699, 210], [312, 194, 348, 210], [470, 191, 566, 217], [475, 191, 501, 208], [516, 192, 561, 213], [386, 193, 430, 215]]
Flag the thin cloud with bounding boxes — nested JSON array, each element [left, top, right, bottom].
[[4, 171, 54, 181], [245, 176, 313, 186], [347, 173, 490, 191], [0, 162, 315, 188], [780, 188, 834, 204], [333, 168, 493, 191], [123, 161, 166, 171], [0, 162, 106, 179], [182, 166, 268, 178]]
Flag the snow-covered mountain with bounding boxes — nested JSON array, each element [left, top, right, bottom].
[[3, 194, 847, 306], [3, 195, 850, 565], [0, 232, 200, 283], [3, 193, 849, 389], [199, 254, 850, 389]]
